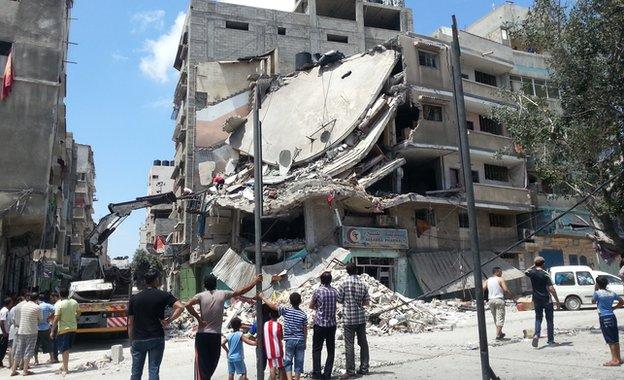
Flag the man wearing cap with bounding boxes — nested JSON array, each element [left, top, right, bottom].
[[525, 256, 560, 347]]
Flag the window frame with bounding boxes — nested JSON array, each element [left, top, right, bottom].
[[484, 164, 509, 182], [554, 271, 575, 286], [474, 70, 497, 87], [423, 104, 443, 122], [418, 50, 438, 69], [478, 115, 503, 135], [458, 212, 469, 228], [415, 208, 436, 226], [488, 213, 513, 228], [575, 271, 595, 286]]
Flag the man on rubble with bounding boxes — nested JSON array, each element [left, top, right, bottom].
[[337, 263, 370, 379], [310, 271, 339, 380]]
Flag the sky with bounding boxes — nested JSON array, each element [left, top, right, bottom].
[[66, 0, 533, 260]]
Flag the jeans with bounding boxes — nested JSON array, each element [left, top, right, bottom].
[[344, 324, 369, 375], [312, 325, 336, 379], [131, 337, 165, 380], [284, 338, 306, 374], [534, 302, 554, 343]]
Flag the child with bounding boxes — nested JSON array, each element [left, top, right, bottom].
[[263, 307, 288, 380], [222, 317, 256, 380], [593, 275, 624, 366], [262, 292, 308, 380]]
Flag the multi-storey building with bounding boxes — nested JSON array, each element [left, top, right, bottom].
[[0, 0, 78, 294], [170, 0, 414, 252], [139, 160, 176, 252]]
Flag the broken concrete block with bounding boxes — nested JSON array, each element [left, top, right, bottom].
[[111, 344, 123, 364]]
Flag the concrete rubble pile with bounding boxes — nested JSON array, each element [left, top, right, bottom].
[[169, 268, 473, 338]]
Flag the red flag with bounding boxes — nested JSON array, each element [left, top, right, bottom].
[[1, 50, 14, 101], [154, 235, 167, 253]]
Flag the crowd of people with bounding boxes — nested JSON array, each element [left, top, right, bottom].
[[0, 287, 80, 376], [129, 262, 370, 380]]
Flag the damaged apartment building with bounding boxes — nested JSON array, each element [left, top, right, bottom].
[[167, 2, 600, 299]]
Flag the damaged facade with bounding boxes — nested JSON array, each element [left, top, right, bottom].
[[139, 160, 177, 253], [165, 2, 602, 299]]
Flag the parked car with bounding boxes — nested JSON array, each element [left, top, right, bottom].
[[549, 265, 624, 311]]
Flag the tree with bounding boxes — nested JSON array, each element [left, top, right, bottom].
[[493, 0, 624, 254], [131, 249, 163, 289]]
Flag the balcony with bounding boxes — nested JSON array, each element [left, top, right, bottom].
[[474, 183, 532, 209], [462, 79, 507, 104], [468, 130, 513, 152]]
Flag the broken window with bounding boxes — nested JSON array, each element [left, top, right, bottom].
[[423, 105, 443, 122], [226, 21, 249, 31], [458, 212, 469, 228], [474, 71, 497, 87], [278, 27, 286, 35], [450, 168, 480, 188], [316, 0, 356, 21], [484, 164, 509, 182], [402, 159, 441, 195], [478, 115, 503, 135], [363, 5, 400, 30], [240, 213, 305, 243], [418, 51, 437, 68], [354, 257, 394, 289], [327, 34, 349, 44], [415, 209, 436, 226], [395, 102, 420, 141], [489, 213, 514, 228]]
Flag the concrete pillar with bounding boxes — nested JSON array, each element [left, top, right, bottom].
[[303, 200, 316, 251], [400, 10, 412, 32], [111, 344, 124, 364], [355, 0, 366, 52], [308, 0, 320, 54], [394, 255, 409, 295]]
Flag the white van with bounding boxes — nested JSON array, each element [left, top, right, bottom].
[[549, 265, 624, 311]]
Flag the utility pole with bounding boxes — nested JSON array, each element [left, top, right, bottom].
[[450, 15, 496, 380], [252, 83, 265, 380]]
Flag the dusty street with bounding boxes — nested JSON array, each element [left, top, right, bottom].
[[4, 306, 623, 380]]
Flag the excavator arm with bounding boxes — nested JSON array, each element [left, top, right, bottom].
[[86, 192, 177, 254]]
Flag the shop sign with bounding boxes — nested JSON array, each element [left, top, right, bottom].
[[341, 226, 409, 250]]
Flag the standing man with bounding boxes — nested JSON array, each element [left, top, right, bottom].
[[6, 297, 24, 370], [483, 267, 516, 340], [185, 273, 261, 380], [310, 271, 338, 380], [0, 297, 13, 367], [128, 269, 185, 380], [48, 293, 60, 364], [50, 288, 80, 375], [34, 294, 55, 365], [10, 292, 41, 376], [525, 256, 560, 348], [337, 263, 370, 379]]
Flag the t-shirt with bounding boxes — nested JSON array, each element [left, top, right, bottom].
[[55, 298, 80, 335], [193, 290, 233, 334], [0, 306, 8, 336], [128, 288, 177, 340], [18, 301, 41, 335], [278, 305, 307, 341], [226, 331, 244, 361], [263, 320, 283, 359], [38, 302, 55, 331], [593, 289, 620, 317], [525, 268, 553, 304], [8, 302, 22, 340]]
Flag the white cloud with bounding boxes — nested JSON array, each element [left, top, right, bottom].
[[139, 12, 186, 83], [218, 0, 295, 12], [144, 97, 172, 109], [131, 10, 166, 33], [111, 51, 129, 62]]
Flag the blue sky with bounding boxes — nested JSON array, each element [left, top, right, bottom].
[[66, 0, 532, 259]]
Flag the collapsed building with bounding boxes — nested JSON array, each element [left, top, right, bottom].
[[165, 2, 613, 300]]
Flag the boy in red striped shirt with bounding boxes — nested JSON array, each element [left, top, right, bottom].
[[264, 308, 287, 380]]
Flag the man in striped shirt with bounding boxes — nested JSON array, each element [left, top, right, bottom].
[[337, 263, 370, 379], [10, 292, 41, 376], [310, 271, 338, 379]]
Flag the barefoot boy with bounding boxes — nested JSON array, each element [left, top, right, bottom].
[[593, 275, 624, 366]]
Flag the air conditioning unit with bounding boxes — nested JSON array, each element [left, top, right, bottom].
[[376, 215, 398, 227], [522, 229, 535, 240]]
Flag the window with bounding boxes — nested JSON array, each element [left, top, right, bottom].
[[450, 168, 479, 188], [151, 175, 159, 179], [478, 115, 503, 135], [461, 73, 469, 79], [418, 51, 437, 68], [466, 120, 474, 130], [474, 71, 497, 87], [0, 41, 11, 56], [458, 212, 469, 228], [423, 105, 443, 122], [555, 272, 575, 286], [489, 213, 513, 228], [327, 34, 348, 43], [415, 209, 436, 226], [225, 21, 249, 31], [579, 256, 588, 266], [546, 84, 560, 99], [534, 79, 547, 98], [278, 27, 286, 35], [484, 164, 509, 182], [576, 271, 595, 286], [510, 75, 560, 99], [569, 254, 578, 265], [606, 276, 624, 286]]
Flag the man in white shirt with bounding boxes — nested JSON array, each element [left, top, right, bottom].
[[0, 297, 13, 367], [10, 293, 41, 376], [7, 296, 25, 369], [483, 267, 516, 340]]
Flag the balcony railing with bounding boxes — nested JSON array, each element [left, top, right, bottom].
[[474, 183, 531, 207], [467, 130, 513, 152], [462, 79, 507, 103]]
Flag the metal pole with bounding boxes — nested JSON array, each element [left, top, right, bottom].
[[252, 83, 265, 380], [450, 15, 493, 380]]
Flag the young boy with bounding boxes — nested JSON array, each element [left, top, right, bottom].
[[262, 292, 308, 380], [593, 275, 624, 366], [222, 317, 256, 380], [263, 307, 287, 380]]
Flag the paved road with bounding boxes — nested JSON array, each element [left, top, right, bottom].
[[2, 307, 621, 379]]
